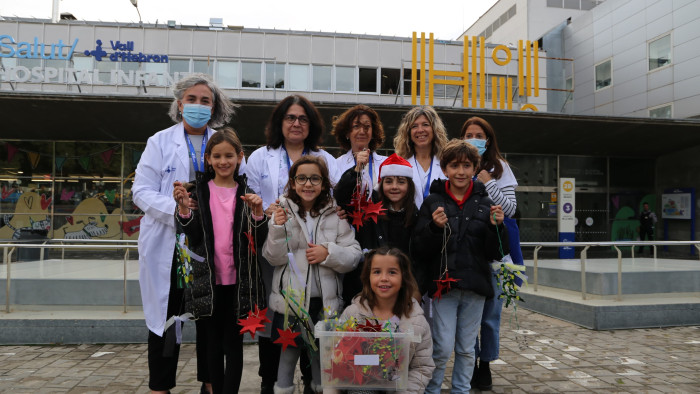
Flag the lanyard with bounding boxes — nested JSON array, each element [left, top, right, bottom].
[[282, 145, 309, 171], [415, 156, 433, 199], [184, 131, 208, 173]]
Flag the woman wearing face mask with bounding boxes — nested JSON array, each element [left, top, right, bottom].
[[332, 104, 387, 188], [460, 116, 523, 392], [133, 73, 237, 394], [393, 106, 449, 208]]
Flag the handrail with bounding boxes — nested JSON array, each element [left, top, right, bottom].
[[1, 240, 139, 314], [519, 240, 700, 301]]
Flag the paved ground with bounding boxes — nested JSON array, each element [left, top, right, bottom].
[[0, 308, 698, 393]]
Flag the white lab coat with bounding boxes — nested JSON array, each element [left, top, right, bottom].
[[133, 122, 217, 336], [244, 145, 339, 210], [335, 149, 387, 188], [406, 154, 446, 208]]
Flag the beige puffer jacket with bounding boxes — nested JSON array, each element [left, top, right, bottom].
[[340, 297, 435, 394], [263, 196, 361, 316]]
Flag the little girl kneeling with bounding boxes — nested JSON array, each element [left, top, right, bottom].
[[338, 247, 434, 394]]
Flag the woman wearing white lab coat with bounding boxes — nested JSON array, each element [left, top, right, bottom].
[[393, 106, 449, 208], [331, 104, 387, 189], [133, 73, 235, 394], [243, 94, 338, 394]]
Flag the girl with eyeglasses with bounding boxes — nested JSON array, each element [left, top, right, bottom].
[[262, 155, 361, 394], [244, 95, 339, 393]]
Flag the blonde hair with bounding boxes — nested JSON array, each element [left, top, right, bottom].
[[393, 106, 449, 159]]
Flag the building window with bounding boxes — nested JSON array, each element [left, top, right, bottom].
[[241, 62, 261, 88], [265, 63, 285, 89], [193, 60, 212, 75], [336, 66, 355, 92], [649, 34, 671, 71], [217, 61, 239, 88], [359, 68, 377, 93], [380, 68, 400, 95], [95, 61, 116, 84], [288, 64, 309, 91], [169, 59, 190, 78], [71, 56, 91, 71], [649, 104, 672, 119], [565, 77, 574, 103], [594, 59, 612, 91], [312, 65, 332, 91]]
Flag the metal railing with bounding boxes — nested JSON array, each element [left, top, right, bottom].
[[1, 239, 138, 314], [520, 241, 700, 301]]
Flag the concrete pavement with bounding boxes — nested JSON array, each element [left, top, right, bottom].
[[0, 308, 698, 393]]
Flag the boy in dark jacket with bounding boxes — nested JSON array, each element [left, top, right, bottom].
[[414, 139, 508, 394]]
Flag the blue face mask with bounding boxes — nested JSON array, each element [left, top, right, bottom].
[[182, 103, 212, 128], [465, 138, 487, 156]]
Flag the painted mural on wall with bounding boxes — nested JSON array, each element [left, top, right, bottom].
[[0, 191, 51, 239], [0, 188, 142, 241]]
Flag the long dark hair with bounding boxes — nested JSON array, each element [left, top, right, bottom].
[[460, 116, 507, 179], [359, 247, 419, 318], [376, 176, 417, 228], [285, 156, 333, 218], [265, 95, 324, 151]]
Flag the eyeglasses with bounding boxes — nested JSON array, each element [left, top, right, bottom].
[[284, 114, 310, 125], [351, 123, 371, 132], [294, 175, 323, 186]]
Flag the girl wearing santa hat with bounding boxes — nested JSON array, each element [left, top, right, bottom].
[[334, 153, 421, 305]]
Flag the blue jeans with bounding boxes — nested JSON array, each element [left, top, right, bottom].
[[475, 272, 503, 362], [426, 289, 485, 394]]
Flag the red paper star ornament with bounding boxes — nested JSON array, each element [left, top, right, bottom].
[[244, 231, 256, 255], [238, 315, 264, 339], [357, 318, 383, 332], [249, 304, 271, 324], [350, 209, 365, 230], [363, 200, 387, 223], [274, 327, 300, 351]]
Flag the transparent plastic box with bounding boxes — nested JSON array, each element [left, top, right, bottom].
[[315, 320, 421, 390]]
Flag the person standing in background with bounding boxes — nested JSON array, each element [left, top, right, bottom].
[[638, 202, 657, 254]]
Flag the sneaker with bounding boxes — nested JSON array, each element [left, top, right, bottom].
[[474, 361, 493, 391]]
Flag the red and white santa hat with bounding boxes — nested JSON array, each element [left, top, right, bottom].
[[377, 153, 413, 185]]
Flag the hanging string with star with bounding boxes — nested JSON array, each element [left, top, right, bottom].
[[433, 221, 458, 301], [348, 149, 386, 230], [237, 185, 271, 339], [271, 201, 318, 352]]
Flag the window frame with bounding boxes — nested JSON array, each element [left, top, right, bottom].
[[594, 58, 612, 91], [648, 33, 672, 72]]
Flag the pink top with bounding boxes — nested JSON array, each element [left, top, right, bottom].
[[208, 180, 237, 285]]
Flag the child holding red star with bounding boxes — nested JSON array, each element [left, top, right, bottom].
[[262, 156, 362, 394], [334, 153, 420, 306], [173, 128, 268, 393], [412, 139, 508, 393]]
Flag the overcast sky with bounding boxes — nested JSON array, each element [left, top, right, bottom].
[[2, 0, 498, 41]]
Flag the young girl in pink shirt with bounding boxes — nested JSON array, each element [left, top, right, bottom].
[[173, 127, 268, 393]]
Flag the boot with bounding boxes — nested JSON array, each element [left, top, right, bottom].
[[470, 361, 479, 388], [303, 378, 314, 394], [474, 360, 493, 391]]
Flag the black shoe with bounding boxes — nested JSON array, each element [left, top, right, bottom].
[[470, 362, 479, 387], [260, 380, 274, 394], [303, 378, 314, 394], [200, 383, 210, 394], [474, 360, 493, 391]]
